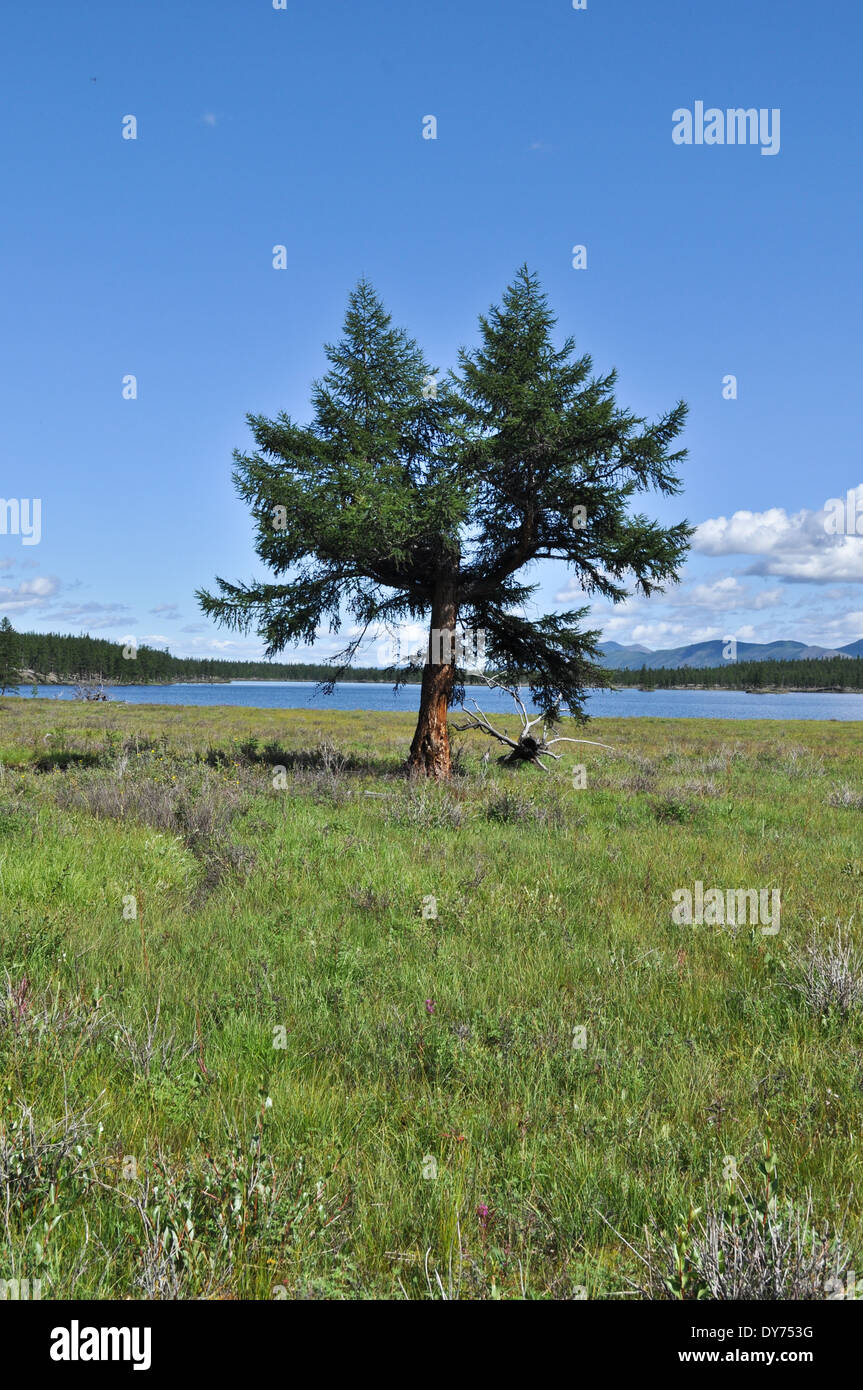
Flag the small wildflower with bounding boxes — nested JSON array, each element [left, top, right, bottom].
[[425, 999, 435, 1015]]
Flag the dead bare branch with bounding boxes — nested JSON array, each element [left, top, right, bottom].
[[453, 673, 614, 771]]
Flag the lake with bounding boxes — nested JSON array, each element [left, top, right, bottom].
[[14, 682, 863, 721]]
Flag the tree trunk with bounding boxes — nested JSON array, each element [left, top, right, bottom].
[[407, 577, 457, 779]]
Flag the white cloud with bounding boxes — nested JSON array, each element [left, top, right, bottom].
[[625, 621, 687, 644], [19, 576, 56, 597], [810, 610, 863, 643], [694, 507, 809, 556], [578, 565, 856, 651], [693, 487, 863, 582], [751, 588, 783, 610], [0, 575, 61, 612], [686, 576, 747, 609]]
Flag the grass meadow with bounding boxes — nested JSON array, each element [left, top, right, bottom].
[[1, 696, 862, 1299]]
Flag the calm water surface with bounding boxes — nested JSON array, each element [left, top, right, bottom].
[[16, 682, 863, 722]]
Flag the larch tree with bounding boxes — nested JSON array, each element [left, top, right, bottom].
[[198, 269, 692, 777]]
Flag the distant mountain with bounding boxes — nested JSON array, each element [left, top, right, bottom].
[[600, 640, 651, 654], [597, 638, 862, 671]]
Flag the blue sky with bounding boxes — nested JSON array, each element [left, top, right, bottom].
[[2, 0, 862, 662]]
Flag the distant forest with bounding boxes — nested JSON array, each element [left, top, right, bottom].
[[609, 656, 863, 691], [6, 629, 863, 692], [12, 630, 422, 684]]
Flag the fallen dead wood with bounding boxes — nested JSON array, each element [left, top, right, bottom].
[[452, 674, 614, 771]]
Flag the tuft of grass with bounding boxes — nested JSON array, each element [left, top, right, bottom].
[[388, 786, 466, 830], [785, 925, 863, 1019], [635, 1147, 852, 1301], [827, 785, 863, 810], [484, 786, 566, 827]]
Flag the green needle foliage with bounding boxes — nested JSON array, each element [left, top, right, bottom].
[[0, 617, 22, 694], [199, 267, 692, 775]]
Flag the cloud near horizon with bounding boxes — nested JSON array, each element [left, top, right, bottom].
[[693, 486, 863, 583]]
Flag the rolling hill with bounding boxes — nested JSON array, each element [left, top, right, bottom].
[[598, 638, 862, 670]]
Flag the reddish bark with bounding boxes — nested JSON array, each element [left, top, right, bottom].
[[407, 578, 457, 778]]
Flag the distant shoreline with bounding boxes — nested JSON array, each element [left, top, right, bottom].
[[617, 685, 862, 695], [12, 677, 863, 696]]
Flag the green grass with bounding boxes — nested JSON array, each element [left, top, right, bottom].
[[1, 696, 862, 1299]]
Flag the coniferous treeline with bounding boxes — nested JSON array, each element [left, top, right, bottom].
[[4, 629, 863, 691], [607, 656, 863, 691], [9, 629, 425, 684]]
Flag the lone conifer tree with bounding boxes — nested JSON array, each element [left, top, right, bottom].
[[199, 270, 691, 777]]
